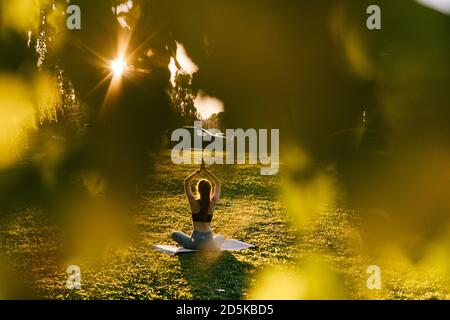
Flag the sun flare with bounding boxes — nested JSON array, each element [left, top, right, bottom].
[[111, 57, 127, 77]]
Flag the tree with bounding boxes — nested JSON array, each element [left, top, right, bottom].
[[170, 70, 199, 126]]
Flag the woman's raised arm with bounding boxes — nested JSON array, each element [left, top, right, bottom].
[[184, 169, 200, 203], [205, 168, 221, 203]]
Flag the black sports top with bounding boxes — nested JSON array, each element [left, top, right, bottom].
[[192, 200, 213, 223]]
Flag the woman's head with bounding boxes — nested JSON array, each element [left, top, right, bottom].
[[197, 179, 212, 202]]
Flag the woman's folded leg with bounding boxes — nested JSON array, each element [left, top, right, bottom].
[[172, 231, 223, 250], [171, 231, 192, 248]]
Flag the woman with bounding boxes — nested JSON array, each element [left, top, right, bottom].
[[171, 163, 224, 250]]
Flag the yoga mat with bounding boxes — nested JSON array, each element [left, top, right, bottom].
[[153, 239, 254, 255]]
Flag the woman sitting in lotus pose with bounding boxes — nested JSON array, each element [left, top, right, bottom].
[[171, 162, 224, 250]]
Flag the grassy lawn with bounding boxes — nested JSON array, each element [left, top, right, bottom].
[[0, 151, 447, 299]]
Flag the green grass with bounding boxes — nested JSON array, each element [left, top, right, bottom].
[[0, 151, 447, 299]]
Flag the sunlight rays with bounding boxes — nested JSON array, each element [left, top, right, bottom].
[[71, 2, 162, 117], [111, 56, 127, 77]]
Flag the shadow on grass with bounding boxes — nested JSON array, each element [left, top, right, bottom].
[[178, 251, 252, 299]]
